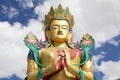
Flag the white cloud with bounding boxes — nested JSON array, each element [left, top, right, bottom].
[[99, 61, 120, 80], [16, 0, 34, 9], [92, 53, 105, 71], [93, 54, 120, 80], [8, 7, 19, 19], [0, 20, 44, 79], [108, 39, 119, 46], [1, 5, 19, 19], [1, 5, 8, 14], [34, 0, 120, 48], [0, 0, 120, 79]]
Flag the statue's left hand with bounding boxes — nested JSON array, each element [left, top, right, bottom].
[[65, 56, 80, 78]]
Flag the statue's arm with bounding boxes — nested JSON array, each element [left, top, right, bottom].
[[40, 50, 57, 78], [27, 50, 57, 80], [67, 60, 94, 80], [66, 63, 80, 78], [27, 59, 56, 80], [82, 60, 94, 80], [42, 63, 56, 77], [27, 57, 39, 80], [79, 33, 94, 80], [66, 50, 94, 80]]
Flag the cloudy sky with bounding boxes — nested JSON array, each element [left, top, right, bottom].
[[0, 0, 120, 80]]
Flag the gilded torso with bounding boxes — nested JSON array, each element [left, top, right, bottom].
[[40, 47, 82, 80]]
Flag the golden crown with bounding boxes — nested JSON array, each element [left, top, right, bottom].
[[43, 4, 74, 31]]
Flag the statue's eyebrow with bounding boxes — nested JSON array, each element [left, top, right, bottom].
[[52, 24, 59, 27], [52, 24, 68, 27], [61, 25, 68, 27]]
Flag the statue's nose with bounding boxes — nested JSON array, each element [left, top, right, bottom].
[[58, 27, 62, 31], [57, 31, 63, 35]]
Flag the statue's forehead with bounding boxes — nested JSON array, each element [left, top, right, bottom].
[[50, 20, 69, 26]]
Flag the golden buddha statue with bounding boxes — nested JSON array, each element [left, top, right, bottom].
[[24, 4, 95, 80]]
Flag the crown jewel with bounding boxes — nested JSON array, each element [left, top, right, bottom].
[[43, 4, 74, 30]]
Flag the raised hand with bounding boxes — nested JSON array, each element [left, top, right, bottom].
[[54, 49, 67, 70]]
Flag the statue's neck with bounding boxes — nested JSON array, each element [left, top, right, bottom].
[[53, 42, 67, 48]]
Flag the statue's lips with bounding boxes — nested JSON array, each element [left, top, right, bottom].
[[57, 32, 63, 35]]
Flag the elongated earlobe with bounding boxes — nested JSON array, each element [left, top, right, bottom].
[[45, 30, 53, 48], [45, 26, 50, 31], [66, 32, 74, 48], [69, 28, 73, 32]]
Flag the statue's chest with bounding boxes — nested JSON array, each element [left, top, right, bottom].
[[41, 48, 82, 67], [46, 49, 68, 59], [46, 48, 82, 60], [49, 48, 82, 69]]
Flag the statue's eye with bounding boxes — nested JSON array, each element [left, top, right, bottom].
[[52, 25, 59, 29], [62, 28, 67, 29], [53, 27, 58, 29], [62, 25, 68, 30]]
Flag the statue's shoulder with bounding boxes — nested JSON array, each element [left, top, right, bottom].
[[40, 47, 56, 54], [39, 48, 47, 54]]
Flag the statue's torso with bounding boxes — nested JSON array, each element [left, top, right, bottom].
[[40, 47, 82, 80]]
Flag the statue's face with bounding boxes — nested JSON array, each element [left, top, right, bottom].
[[50, 20, 69, 43]]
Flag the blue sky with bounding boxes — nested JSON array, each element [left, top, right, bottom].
[[0, 0, 120, 80]]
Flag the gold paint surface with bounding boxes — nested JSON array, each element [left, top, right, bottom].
[[27, 19, 94, 80], [50, 20, 69, 44]]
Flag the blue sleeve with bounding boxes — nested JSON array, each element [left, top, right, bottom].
[[28, 50, 35, 60]]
